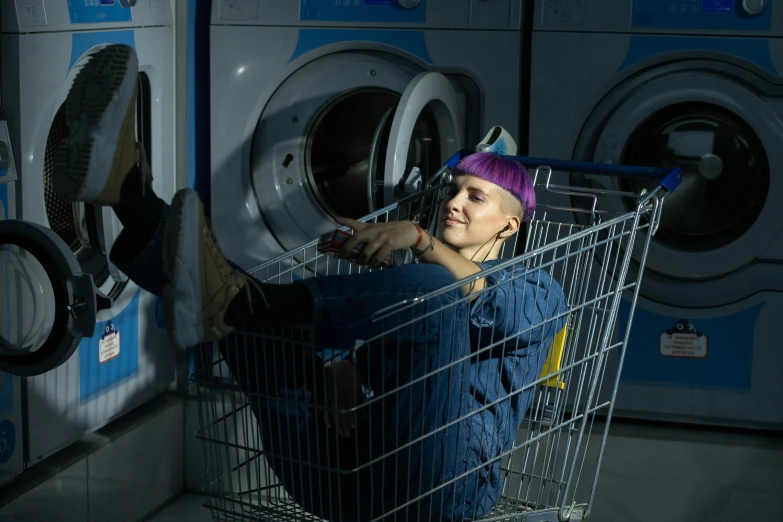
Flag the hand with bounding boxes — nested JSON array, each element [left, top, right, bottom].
[[334, 217, 420, 267], [324, 360, 364, 438]]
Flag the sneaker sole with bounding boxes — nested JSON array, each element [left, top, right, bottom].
[[54, 44, 138, 203], [163, 189, 204, 350]]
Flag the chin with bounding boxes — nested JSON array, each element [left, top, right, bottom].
[[440, 228, 465, 249]]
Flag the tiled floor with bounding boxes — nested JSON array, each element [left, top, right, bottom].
[[148, 494, 213, 522]]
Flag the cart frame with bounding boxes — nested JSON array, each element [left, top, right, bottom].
[[192, 153, 682, 522]]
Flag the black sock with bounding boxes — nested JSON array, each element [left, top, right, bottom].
[[225, 280, 314, 329], [112, 165, 166, 249]]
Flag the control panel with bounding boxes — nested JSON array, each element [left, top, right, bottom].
[[632, 0, 772, 31], [300, 0, 427, 23], [1, 1, 168, 32], [67, 0, 133, 24], [214, 0, 521, 30]]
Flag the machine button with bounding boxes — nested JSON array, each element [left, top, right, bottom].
[[398, 0, 421, 8], [741, 0, 767, 16]]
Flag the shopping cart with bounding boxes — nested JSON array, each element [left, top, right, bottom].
[[191, 153, 682, 522]]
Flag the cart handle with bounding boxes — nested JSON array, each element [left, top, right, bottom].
[[444, 150, 683, 193]]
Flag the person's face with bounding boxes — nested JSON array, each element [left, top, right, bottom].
[[436, 175, 517, 258]]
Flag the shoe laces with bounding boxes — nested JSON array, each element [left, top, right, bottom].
[[201, 216, 270, 312], [136, 142, 153, 195], [243, 276, 270, 313]]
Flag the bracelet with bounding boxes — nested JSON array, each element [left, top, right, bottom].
[[412, 228, 434, 258], [412, 223, 424, 249]]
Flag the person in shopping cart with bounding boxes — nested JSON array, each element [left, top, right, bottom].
[[52, 45, 568, 522]]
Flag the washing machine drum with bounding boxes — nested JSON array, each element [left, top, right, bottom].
[[307, 91, 441, 219], [570, 63, 782, 308], [620, 102, 769, 253]]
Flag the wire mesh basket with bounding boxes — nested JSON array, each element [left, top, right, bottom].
[[191, 154, 681, 522]]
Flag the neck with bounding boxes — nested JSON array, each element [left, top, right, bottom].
[[455, 242, 503, 263]]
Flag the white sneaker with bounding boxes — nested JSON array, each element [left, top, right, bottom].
[[162, 189, 256, 350], [53, 43, 148, 206]]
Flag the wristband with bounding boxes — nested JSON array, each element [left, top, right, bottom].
[[413, 223, 424, 249]]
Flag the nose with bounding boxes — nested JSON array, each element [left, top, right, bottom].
[[445, 191, 463, 212]]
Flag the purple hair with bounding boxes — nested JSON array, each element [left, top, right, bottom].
[[452, 152, 535, 221]]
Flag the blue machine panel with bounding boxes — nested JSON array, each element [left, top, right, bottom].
[[70, 30, 135, 70], [631, 0, 772, 31], [617, 300, 760, 391], [79, 290, 141, 402], [0, 183, 13, 422], [289, 28, 432, 63], [0, 419, 16, 464], [702, 0, 733, 12], [300, 0, 426, 23], [0, 180, 7, 218], [67, 0, 133, 24], [620, 35, 778, 75]]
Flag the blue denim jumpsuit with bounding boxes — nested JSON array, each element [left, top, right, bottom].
[[110, 206, 568, 522]]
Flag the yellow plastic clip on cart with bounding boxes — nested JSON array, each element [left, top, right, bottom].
[[540, 323, 568, 389]]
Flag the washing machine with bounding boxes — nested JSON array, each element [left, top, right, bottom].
[[0, 109, 23, 486], [529, 0, 783, 430], [0, 0, 177, 473], [210, 0, 524, 270]]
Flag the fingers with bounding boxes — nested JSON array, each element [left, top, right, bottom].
[[357, 235, 387, 266], [324, 389, 363, 438], [340, 230, 388, 265], [339, 230, 370, 260], [335, 216, 366, 232], [337, 409, 355, 438], [369, 244, 394, 268], [326, 402, 357, 438]]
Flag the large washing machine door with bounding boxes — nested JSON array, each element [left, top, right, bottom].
[[572, 61, 783, 308], [250, 59, 466, 261], [381, 72, 465, 208], [0, 220, 100, 377]]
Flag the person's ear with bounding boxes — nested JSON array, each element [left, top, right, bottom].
[[501, 217, 521, 237]]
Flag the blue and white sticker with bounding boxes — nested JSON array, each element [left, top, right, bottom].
[[80, 291, 140, 402], [619, 300, 760, 390], [660, 319, 708, 358], [0, 419, 16, 464], [98, 321, 121, 364]]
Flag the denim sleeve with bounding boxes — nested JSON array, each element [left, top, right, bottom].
[[469, 268, 568, 357]]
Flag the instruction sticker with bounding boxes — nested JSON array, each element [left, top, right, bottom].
[[98, 321, 121, 364], [660, 319, 708, 358]]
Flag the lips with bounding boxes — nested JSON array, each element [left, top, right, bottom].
[[443, 216, 466, 225]]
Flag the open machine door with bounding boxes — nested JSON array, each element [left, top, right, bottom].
[[379, 72, 465, 208], [0, 220, 104, 377]]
